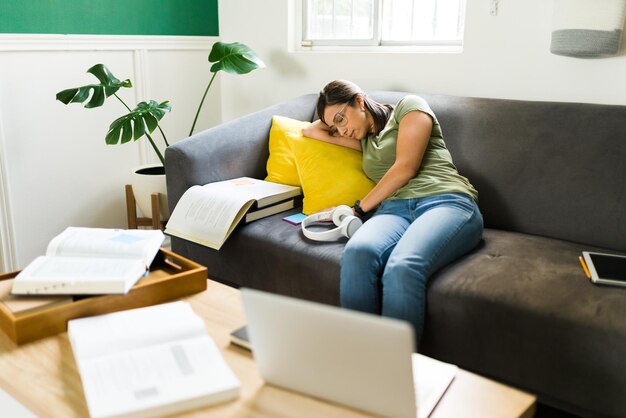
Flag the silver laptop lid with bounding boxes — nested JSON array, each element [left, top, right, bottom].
[[241, 288, 417, 418]]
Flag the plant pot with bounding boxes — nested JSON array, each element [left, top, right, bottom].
[[130, 164, 169, 221]]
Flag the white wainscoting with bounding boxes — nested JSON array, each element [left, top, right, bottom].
[[0, 387, 36, 418], [0, 35, 221, 270]]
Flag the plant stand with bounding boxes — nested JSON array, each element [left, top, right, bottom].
[[125, 184, 166, 230]]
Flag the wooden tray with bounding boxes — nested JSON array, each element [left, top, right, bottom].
[[0, 248, 207, 345]]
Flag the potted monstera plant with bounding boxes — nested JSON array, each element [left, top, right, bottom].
[[56, 41, 265, 221]]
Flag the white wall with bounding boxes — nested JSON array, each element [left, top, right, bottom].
[[218, 0, 626, 123], [0, 36, 221, 269], [2, 0, 625, 270]]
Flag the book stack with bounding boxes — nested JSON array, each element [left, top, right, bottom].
[[245, 197, 298, 223]]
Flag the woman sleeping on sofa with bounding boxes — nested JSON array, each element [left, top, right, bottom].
[[302, 80, 483, 342]]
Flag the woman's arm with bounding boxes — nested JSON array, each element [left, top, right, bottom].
[[356, 110, 432, 213], [302, 120, 362, 151]]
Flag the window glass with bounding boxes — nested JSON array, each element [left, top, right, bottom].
[[302, 0, 465, 48]]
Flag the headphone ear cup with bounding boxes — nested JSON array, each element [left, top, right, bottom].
[[341, 216, 363, 238], [332, 205, 354, 226]]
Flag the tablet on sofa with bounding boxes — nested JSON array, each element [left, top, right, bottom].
[[582, 251, 626, 288]]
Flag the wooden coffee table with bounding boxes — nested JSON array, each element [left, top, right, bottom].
[[0, 279, 535, 418]]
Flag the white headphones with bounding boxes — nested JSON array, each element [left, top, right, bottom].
[[301, 205, 363, 241]]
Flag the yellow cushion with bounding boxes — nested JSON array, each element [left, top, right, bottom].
[[265, 115, 306, 187], [289, 130, 376, 215], [266, 115, 375, 214]]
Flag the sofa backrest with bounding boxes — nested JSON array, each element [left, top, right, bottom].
[[166, 91, 625, 252], [367, 91, 626, 252]]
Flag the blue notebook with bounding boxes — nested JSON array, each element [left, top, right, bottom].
[[283, 213, 307, 225]]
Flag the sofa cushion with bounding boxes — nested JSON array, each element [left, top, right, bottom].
[[173, 215, 626, 416], [177, 210, 626, 364], [264, 115, 375, 214], [420, 229, 626, 417], [175, 216, 626, 416], [173, 207, 345, 305]]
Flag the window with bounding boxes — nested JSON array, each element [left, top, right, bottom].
[[301, 0, 466, 50]]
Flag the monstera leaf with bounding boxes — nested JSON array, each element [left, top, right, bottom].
[[105, 100, 171, 145], [56, 42, 265, 164], [208, 42, 266, 75], [56, 64, 132, 108], [189, 42, 265, 136]]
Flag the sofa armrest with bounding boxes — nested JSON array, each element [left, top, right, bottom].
[[165, 94, 318, 212]]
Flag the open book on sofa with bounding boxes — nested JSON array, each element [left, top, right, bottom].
[[165, 177, 301, 250]]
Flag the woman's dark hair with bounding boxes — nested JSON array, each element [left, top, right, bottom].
[[317, 80, 393, 136]]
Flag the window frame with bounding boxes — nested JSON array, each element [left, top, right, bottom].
[[295, 0, 465, 53]]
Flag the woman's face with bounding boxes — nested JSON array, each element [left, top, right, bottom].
[[323, 97, 372, 140]]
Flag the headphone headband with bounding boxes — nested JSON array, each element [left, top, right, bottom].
[[301, 205, 363, 241]]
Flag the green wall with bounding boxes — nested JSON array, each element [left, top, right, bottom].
[[0, 0, 219, 36]]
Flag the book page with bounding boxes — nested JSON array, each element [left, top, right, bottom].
[[69, 302, 240, 418], [12, 256, 146, 295], [46, 227, 163, 265], [68, 301, 205, 360], [204, 177, 300, 208], [77, 335, 240, 418], [413, 353, 457, 418], [165, 185, 255, 249]]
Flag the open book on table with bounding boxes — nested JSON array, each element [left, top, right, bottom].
[[12, 227, 164, 295], [165, 177, 301, 250], [68, 301, 240, 418]]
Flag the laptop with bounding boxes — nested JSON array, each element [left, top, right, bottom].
[[240, 288, 457, 418]]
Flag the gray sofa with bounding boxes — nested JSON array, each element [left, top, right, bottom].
[[165, 91, 626, 418]]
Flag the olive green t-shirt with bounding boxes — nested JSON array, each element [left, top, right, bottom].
[[361, 95, 478, 201]]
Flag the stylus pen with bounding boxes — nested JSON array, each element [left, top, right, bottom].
[[579, 256, 591, 280]]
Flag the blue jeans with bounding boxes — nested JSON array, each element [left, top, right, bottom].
[[340, 193, 483, 343]]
